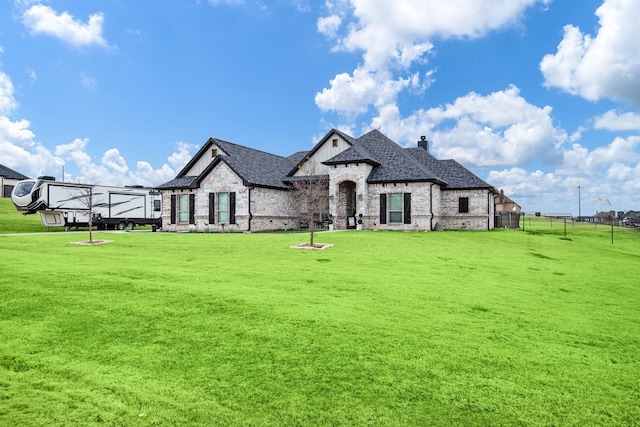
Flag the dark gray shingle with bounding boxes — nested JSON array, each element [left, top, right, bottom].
[[157, 176, 199, 189], [0, 164, 29, 180], [159, 129, 493, 192]]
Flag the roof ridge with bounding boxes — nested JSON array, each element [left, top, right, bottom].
[[358, 131, 437, 177], [214, 138, 287, 160]]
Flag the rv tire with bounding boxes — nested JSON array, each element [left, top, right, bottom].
[[117, 221, 127, 230], [127, 221, 135, 230]]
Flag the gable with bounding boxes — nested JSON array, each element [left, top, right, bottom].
[[180, 141, 228, 177], [199, 161, 242, 190], [160, 129, 497, 195], [291, 130, 354, 177]]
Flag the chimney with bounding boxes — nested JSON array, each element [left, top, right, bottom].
[[418, 135, 429, 152], [499, 189, 505, 204]]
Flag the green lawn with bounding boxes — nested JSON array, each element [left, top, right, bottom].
[[1, 206, 639, 425], [0, 198, 54, 233]]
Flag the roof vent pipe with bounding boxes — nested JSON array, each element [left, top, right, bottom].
[[418, 136, 429, 152]]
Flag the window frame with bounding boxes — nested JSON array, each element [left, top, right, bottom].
[[217, 192, 229, 224], [178, 194, 189, 223], [459, 197, 469, 213], [388, 193, 404, 223]]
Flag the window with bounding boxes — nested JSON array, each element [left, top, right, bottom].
[[153, 199, 161, 212], [459, 197, 469, 213], [13, 181, 34, 197], [217, 192, 229, 223], [389, 193, 403, 223], [332, 138, 338, 147], [209, 192, 236, 225], [380, 193, 411, 225], [211, 148, 218, 157], [178, 195, 189, 223]]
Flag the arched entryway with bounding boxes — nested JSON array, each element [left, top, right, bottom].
[[337, 181, 357, 229]]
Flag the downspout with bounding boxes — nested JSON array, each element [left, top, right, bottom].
[[487, 191, 491, 230], [247, 186, 253, 232], [429, 183, 434, 231]]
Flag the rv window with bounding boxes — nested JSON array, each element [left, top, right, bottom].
[[13, 181, 35, 197], [154, 199, 161, 212]]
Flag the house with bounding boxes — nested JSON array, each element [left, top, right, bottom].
[[622, 210, 640, 227], [158, 129, 498, 232], [495, 189, 521, 214], [0, 164, 29, 198], [494, 189, 522, 228]]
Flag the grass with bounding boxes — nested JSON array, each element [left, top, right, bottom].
[[0, 198, 152, 234], [0, 198, 55, 233], [1, 204, 640, 425]]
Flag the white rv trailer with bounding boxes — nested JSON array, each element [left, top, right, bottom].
[[11, 176, 162, 230]]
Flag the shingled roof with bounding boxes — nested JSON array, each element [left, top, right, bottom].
[[0, 164, 29, 180], [157, 176, 198, 189], [324, 129, 492, 189], [159, 138, 294, 190], [159, 129, 494, 191], [340, 130, 441, 183], [406, 147, 492, 189]]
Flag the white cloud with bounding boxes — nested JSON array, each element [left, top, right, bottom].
[[316, 1, 548, 117], [558, 136, 640, 176], [0, 71, 42, 172], [486, 167, 574, 214], [336, 0, 548, 69], [80, 72, 97, 91], [55, 138, 92, 166], [540, 0, 640, 104], [21, 4, 110, 48], [606, 162, 635, 181], [167, 141, 198, 171], [0, 72, 18, 115], [370, 85, 567, 168], [0, 66, 190, 186], [27, 68, 37, 83], [491, 134, 640, 213], [52, 139, 191, 187], [484, 165, 640, 215], [594, 110, 640, 131], [315, 68, 416, 114], [317, 15, 342, 39], [290, 0, 310, 12]]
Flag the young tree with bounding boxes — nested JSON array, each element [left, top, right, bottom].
[[595, 197, 615, 244], [74, 184, 96, 243], [291, 161, 329, 246]]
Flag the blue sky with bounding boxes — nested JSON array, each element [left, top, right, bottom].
[[1, 0, 639, 215]]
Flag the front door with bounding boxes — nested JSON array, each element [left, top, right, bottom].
[[338, 181, 357, 229]]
